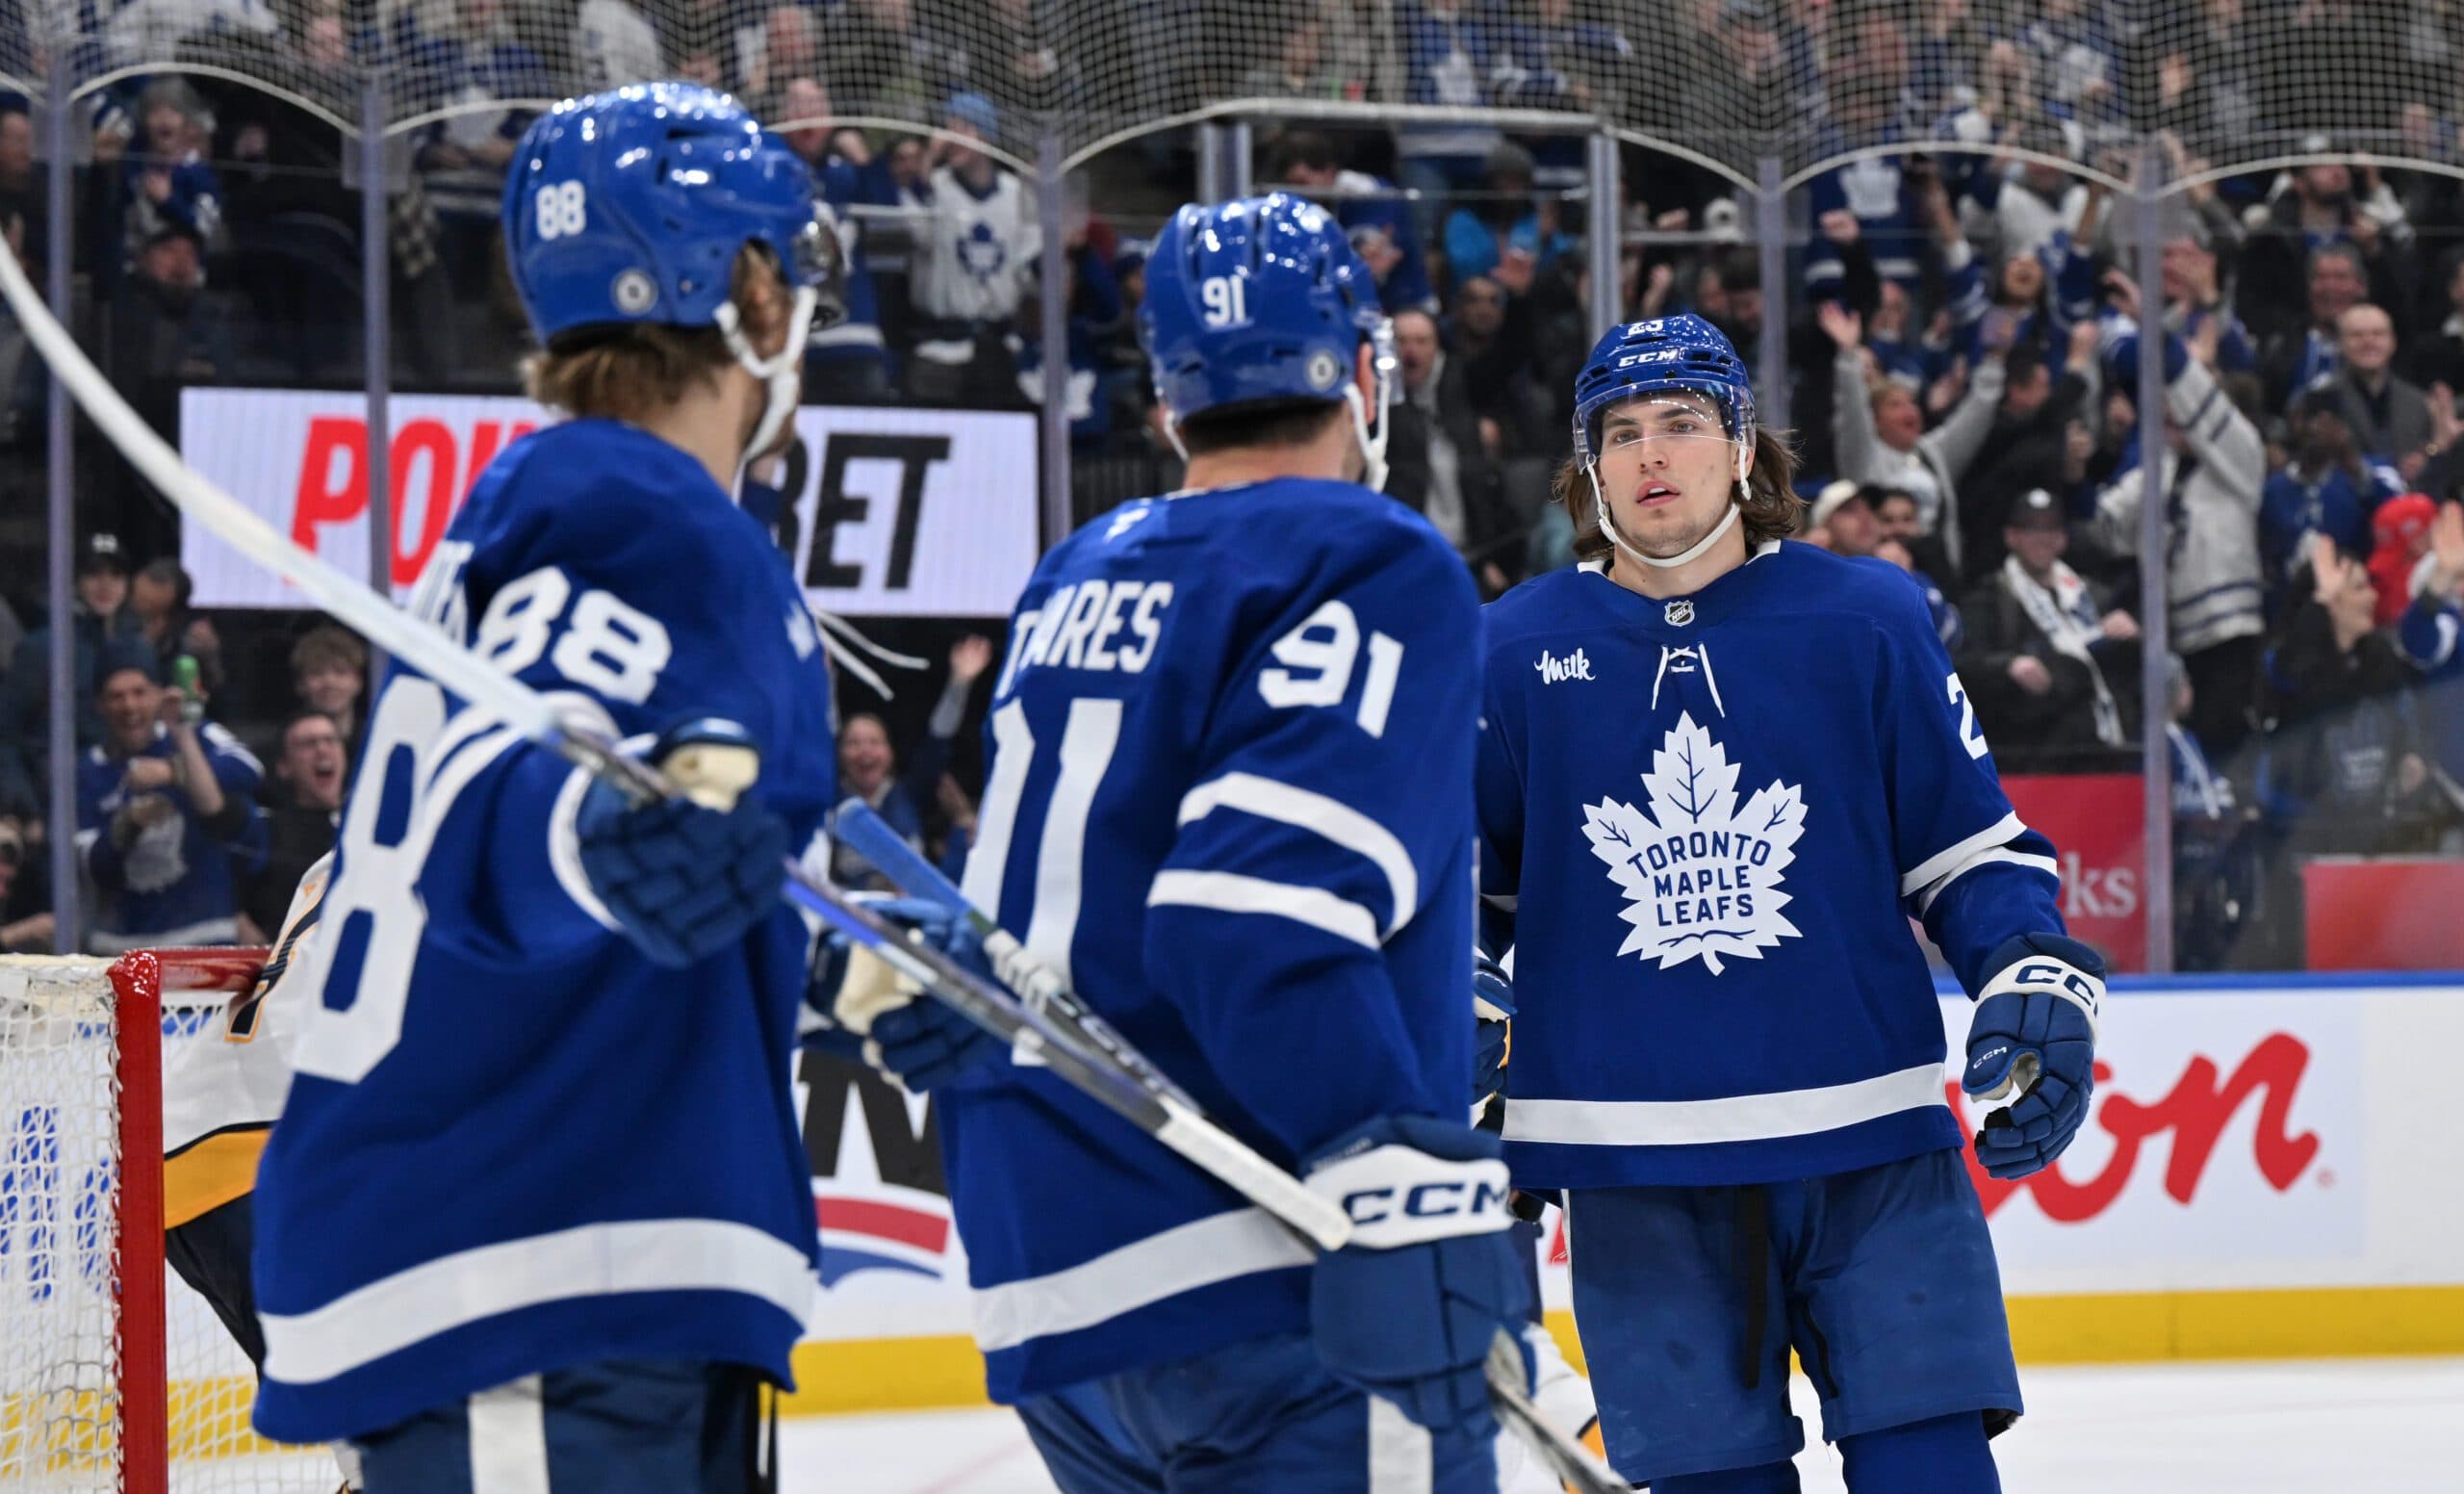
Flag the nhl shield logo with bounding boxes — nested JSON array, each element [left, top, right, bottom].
[[1580, 712, 1805, 974], [1664, 600, 1695, 627]]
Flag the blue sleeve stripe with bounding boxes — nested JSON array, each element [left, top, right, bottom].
[[1146, 870, 1380, 950], [1899, 811, 2026, 896], [2180, 383, 2221, 436], [1177, 771, 1418, 936], [1912, 846, 2061, 916], [2172, 580, 2263, 607]]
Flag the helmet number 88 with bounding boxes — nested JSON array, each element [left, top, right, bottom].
[[535, 181, 589, 241]]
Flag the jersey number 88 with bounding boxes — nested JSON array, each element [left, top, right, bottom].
[[291, 565, 670, 1083]]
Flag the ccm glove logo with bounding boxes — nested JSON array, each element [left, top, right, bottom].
[[2014, 961, 2103, 1018], [1981, 947, 2106, 1042], [1307, 1144, 1514, 1249], [1342, 1177, 1514, 1227]]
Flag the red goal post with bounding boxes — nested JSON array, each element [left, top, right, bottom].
[[0, 947, 335, 1494]]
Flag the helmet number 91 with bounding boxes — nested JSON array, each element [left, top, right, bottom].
[[535, 181, 589, 241], [1199, 274, 1247, 328]]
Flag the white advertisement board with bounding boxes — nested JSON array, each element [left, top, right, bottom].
[[792, 984, 2464, 1373], [176, 389, 1041, 618]]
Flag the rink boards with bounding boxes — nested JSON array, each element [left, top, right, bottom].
[[781, 977, 2464, 1414]]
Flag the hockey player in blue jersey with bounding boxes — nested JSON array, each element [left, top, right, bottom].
[[1476, 314, 2102, 1493], [248, 84, 853, 1493], [916, 192, 1528, 1492]]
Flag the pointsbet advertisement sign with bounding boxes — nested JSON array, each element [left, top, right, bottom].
[[176, 389, 1041, 617]]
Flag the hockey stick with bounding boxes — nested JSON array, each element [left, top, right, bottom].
[[835, 802, 1625, 1494], [838, 806, 1198, 1110], [0, 232, 1352, 1257]]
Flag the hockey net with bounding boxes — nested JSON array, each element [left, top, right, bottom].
[[0, 951, 336, 1494]]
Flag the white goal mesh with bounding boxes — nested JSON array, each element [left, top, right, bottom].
[[0, 953, 337, 1494]]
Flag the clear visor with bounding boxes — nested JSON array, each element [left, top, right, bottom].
[[784, 208, 848, 329], [1360, 315, 1399, 409], [1588, 392, 1745, 457], [787, 210, 839, 287]]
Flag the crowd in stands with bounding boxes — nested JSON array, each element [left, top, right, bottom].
[[0, 513, 365, 959], [10, 0, 2464, 967]]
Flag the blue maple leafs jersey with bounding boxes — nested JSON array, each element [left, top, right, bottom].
[[249, 422, 838, 1443], [1478, 545, 2065, 1188], [75, 722, 266, 950], [948, 477, 1481, 1403]]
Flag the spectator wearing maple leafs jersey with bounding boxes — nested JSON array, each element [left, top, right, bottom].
[[906, 93, 1037, 402]]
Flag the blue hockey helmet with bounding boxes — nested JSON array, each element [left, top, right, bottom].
[[1572, 314, 1760, 573], [1140, 193, 1397, 485], [1571, 313, 1757, 463], [502, 82, 843, 342]]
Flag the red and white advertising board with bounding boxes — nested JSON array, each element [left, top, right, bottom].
[[2002, 773, 2145, 972], [177, 389, 1040, 618], [790, 983, 2464, 1390], [1939, 989, 2365, 1288], [2302, 857, 2464, 969]]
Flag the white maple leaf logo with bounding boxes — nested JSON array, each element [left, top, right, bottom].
[[1579, 711, 1807, 975]]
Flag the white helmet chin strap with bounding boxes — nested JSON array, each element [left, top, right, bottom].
[[1348, 317, 1398, 492], [1345, 380, 1391, 493], [717, 285, 820, 477], [1586, 437, 1753, 571]]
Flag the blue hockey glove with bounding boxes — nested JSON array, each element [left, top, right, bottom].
[[576, 719, 788, 968], [1963, 933, 2105, 1180], [1302, 1114, 1530, 1436], [817, 898, 1005, 1092], [1472, 952, 1514, 1120]]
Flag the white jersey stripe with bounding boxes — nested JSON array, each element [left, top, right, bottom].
[[971, 1208, 1312, 1353], [1368, 1395, 1435, 1494], [1147, 870, 1380, 949], [467, 1377, 550, 1494], [200, 721, 265, 777], [1913, 848, 2061, 917], [1502, 1063, 1948, 1148], [1899, 811, 2028, 897], [1177, 771, 1418, 933], [259, 1220, 817, 1386]]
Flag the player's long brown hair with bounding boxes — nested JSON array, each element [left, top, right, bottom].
[[1552, 426, 1804, 566], [524, 246, 789, 424]]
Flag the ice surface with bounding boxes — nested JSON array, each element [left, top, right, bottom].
[[779, 1357, 2464, 1493]]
